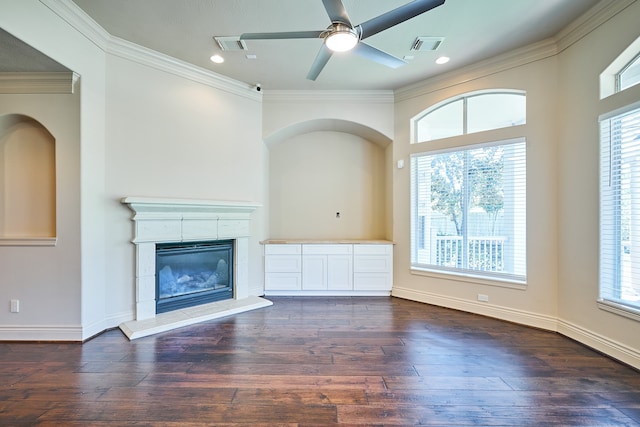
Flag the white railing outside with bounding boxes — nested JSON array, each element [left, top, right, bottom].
[[433, 235, 506, 272]]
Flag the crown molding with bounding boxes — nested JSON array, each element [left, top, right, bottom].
[[41, 0, 260, 101], [395, 38, 558, 102], [106, 36, 260, 101], [40, 0, 111, 50], [554, 0, 637, 53], [263, 90, 394, 104], [0, 72, 78, 94]]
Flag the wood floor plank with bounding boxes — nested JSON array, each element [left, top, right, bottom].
[[0, 296, 639, 425]]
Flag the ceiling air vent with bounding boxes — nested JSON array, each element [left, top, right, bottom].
[[213, 36, 248, 51], [410, 36, 444, 52]]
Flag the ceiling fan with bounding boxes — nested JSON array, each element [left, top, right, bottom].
[[240, 0, 446, 81]]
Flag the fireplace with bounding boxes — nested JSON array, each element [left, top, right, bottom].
[[120, 197, 273, 330], [156, 240, 234, 313]]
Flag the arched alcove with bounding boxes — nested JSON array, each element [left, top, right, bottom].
[[0, 114, 56, 239], [266, 119, 390, 240]]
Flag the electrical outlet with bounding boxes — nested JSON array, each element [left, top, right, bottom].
[[10, 299, 19, 313], [336, 212, 340, 219], [477, 294, 489, 302]]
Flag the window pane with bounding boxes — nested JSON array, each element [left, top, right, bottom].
[[411, 139, 526, 281], [415, 99, 463, 142], [600, 107, 640, 310], [618, 54, 640, 92], [467, 93, 526, 133]]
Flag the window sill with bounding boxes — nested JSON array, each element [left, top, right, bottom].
[[597, 299, 640, 322], [0, 237, 57, 246], [410, 266, 527, 290]]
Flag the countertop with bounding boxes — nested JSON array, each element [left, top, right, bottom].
[[261, 239, 394, 245]]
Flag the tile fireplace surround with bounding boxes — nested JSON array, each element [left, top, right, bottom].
[[119, 197, 271, 339]]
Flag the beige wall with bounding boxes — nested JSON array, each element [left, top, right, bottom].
[[556, 1, 640, 361], [392, 56, 560, 328], [263, 91, 395, 241], [391, 1, 640, 368], [269, 131, 386, 240]]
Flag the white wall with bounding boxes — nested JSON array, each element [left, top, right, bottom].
[[0, 0, 266, 339], [0, 91, 81, 336], [102, 54, 266, 320], [0, 0, 104, 340]]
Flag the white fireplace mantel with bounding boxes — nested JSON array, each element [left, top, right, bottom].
[[119, 197, 270, 339]]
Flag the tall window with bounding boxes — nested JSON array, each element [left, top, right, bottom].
[[411, 139, 526, 281], [600, 104, 640, 312], [410, 90, 527, 282]]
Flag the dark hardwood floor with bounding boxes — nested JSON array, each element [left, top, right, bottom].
[[1, 296, 639, 426]]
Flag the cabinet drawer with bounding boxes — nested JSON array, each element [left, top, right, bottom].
[[353, 244, 392, 255], [265, 273, 302, 290], [265, 255, 302, 272], [353, 254, 392, 273], [264, 244, 302, 255], [354, 273, 392, 291], [302, 244, 353, 255]]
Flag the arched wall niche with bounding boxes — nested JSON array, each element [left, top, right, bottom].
[[0, 113, 56, 241], [264, 118, 392, 148], [266, 119, 391, 240]]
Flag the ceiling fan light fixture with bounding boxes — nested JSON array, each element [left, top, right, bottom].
[[325, 24, 358, 52]]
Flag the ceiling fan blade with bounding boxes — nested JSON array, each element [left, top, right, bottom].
[[352, 42, 406, 69], [358, 0, 445, 40], [307, 44, 333, 81], [322, 0, 352, 25], [241, 30, 323, 40]]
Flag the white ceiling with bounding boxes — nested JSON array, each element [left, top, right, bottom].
[[63, 0, 600, 90]]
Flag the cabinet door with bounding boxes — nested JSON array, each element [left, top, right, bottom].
[[265, 273, 302, 290], [327, 255, 353, 290], [302, 255, 327, 290]]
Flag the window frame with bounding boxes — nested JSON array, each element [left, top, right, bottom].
[[615, 51, 640, 93], [411, 89, 526, 144], [410, 137, 527, 285], [598, 101, 640, 321]]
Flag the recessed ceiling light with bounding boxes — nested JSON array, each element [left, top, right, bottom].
[[210, 54, 224, 64], [246, 54, 257, 60], [435, 56, 450, 65]]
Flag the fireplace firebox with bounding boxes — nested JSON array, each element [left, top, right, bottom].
[[155, 240, 233, 314]]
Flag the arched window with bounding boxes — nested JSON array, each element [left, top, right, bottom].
[[600, 35, 640, 99], [410, 90, 527, 283], [411, 90, 526, 143], [617, 53, 640, 92]]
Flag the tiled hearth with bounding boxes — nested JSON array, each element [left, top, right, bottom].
[[119, 197, 271, 339]]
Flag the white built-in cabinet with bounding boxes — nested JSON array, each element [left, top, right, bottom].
[[263, 242, 393, 295]]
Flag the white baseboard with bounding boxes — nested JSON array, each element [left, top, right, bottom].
[[557, 318, 640, 369], [392, 286, 640, 370], [0, 324, 83, 341], [264, 290, 391, 297], [81, 309, 134, 341], [392, 286, 558, 331]]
